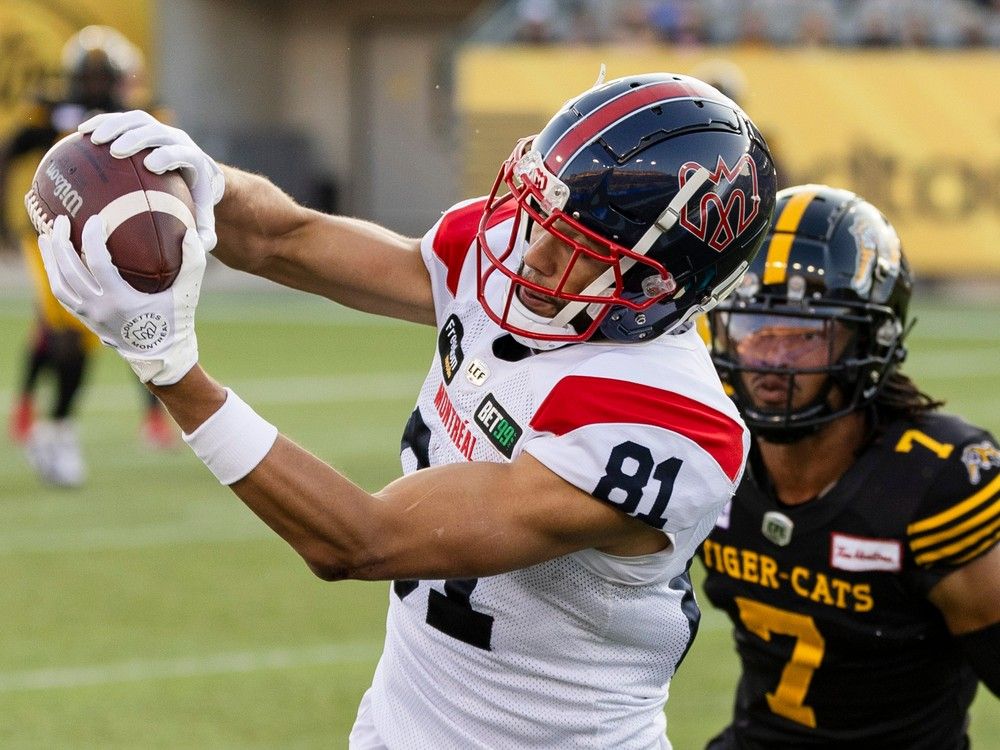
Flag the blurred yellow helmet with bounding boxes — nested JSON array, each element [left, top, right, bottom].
[[690, 59, 748, 105], [62, 25, 143, 108]]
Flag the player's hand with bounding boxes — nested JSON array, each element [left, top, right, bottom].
[[79, 110, 224, 252], [38, 214, 206, 386]]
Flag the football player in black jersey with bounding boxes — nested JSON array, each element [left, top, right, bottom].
[[700, 184, 999, 749], [0, 26, 175, 485]]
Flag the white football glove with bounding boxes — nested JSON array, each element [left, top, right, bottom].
[[79, 110, 225, 252], [38, 214, 206, 386]]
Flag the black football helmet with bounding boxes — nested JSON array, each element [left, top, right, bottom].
[[709, 184, 913, 442], [476, 72, 777, 348], [62, 26, 141, 110]]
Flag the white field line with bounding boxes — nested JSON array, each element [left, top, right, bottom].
[[0, 519, 272, 554], [0, 373, 425, 555], [0, 641, 383, 693], [0, 371, 427, 415]]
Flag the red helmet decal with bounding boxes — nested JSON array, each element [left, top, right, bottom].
[[677, 154, 760, 251]]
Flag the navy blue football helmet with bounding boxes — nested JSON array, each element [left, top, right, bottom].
[[709, 184, 913, 441], [476, 72, 777, 347]]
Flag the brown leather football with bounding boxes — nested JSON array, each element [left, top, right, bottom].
[[25, 131, 196, 293]]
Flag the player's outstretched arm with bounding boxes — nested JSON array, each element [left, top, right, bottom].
[[78, 111, 434, 326], [213, 166, 434, 325], [149, 368, 666, 581]]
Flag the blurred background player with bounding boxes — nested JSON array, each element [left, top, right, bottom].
[[0, 25, 175, 487], [701, 185, 999, 748]]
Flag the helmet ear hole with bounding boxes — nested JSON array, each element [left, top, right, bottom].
[[641, 273, 677, 299]]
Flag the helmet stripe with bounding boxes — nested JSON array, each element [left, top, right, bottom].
[[761, 189, 818, 284], [543, 79, 724, 175], [547, 166, 712, 329]]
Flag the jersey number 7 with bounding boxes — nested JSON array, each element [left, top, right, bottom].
[[735, 596, 826, 728]]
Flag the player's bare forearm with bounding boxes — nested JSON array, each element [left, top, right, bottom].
[[147, 367, 386, 578], [230, 446, 663, 582], [213, 166, 435, 324], [152, 368, 655, 581]]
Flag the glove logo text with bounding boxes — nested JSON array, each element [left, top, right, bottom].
[[121, 312, 169, 351]]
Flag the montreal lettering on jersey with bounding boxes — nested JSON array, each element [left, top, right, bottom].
[[701, 539, 874, 613], [433, 383, 476, 461]]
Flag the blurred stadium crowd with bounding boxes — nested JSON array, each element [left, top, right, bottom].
[[505, 0, 1000, 47]]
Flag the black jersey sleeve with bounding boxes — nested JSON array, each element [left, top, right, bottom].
[[6, 125, 54, 158], [3, 101, 57, 159], [905, 427, 1000, 593]]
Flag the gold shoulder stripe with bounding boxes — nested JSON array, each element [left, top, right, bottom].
[[909, 498, 1000, 550], [761, 190, 816, 285], [952, 530, 1000, 566], [907, 472, 1000, 535], [914, 516, 1000, 565]]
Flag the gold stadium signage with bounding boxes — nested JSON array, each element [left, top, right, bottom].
[[457, 47, 1000, 277], [0, 0, 153, 139]]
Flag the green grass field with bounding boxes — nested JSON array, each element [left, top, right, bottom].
[[0, 286, 997, 749]]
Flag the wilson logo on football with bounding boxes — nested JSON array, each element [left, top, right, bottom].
[[677, 154, 760, 252]]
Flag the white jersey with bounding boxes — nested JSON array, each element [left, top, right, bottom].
[[360, 198, 749, 749]]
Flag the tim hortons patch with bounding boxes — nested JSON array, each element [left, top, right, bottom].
[[830, 533, 902, 572]]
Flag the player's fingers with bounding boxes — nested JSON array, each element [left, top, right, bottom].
[[145, 146, 225, 204], [142, 145, 198, 183], [49, 215, 102, 298], [178, 228, 208, 281], [194, 207, 218, 253], [78, 112, 126, 137], [79, 215, 127, 294], [38, 231, 80, 308], [84, 110, 157, 145], [109, 123, 185, 158], [145, 147, 221, 252], [37, 220, 84, 309]]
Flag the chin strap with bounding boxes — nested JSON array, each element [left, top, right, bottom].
[[507, 294, 575, 351]]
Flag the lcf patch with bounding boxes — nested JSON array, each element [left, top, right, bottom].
[[475, 394, 522, 458], [438, 314, 464, 384]]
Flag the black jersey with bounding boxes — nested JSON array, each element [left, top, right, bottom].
[[700, 412, 1000, 749]]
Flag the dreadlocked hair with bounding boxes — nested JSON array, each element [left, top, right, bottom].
[[874, 371, 944, 422]]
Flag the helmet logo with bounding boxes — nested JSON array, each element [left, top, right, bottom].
[[677, 154, 760, 252], [849, 216, 901, 296]]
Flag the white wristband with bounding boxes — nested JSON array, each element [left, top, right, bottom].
[[182, 388, 279, 485]]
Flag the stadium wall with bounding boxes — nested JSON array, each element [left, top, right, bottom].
[[1, 0, 484, 245], [155, 0, 483, 234], [456, 46, 1000, 277]]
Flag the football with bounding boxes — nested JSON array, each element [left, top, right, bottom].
[[24, 131, 196, 293]]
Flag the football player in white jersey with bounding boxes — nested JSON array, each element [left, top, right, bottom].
[[34, 73, 777, 748]]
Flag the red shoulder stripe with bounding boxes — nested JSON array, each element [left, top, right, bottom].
[[531, 375, 745, 481], [432, 199, 516, 296]]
